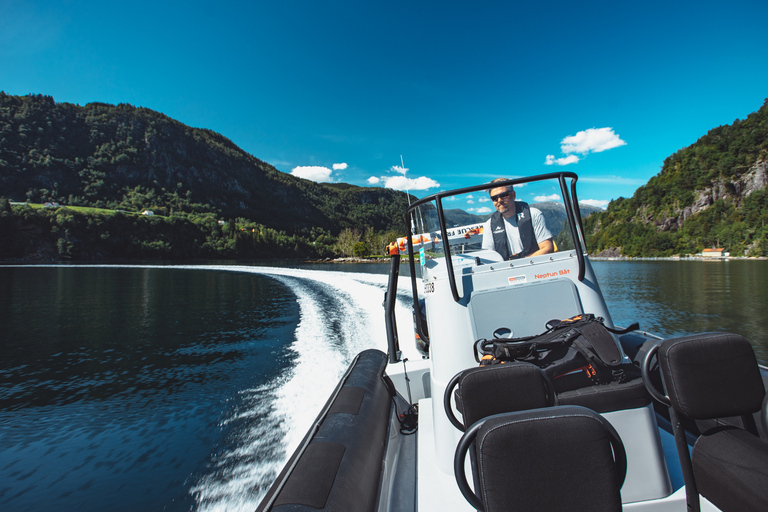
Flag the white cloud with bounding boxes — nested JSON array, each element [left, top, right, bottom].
[[545, 154, 580, 166], [469, 206, 493, 214], [534, 194, 561, 202], [579, 175, 647, 186], [384, 175, 440, 191], [561, 127, 626, 155], [333, 163, 348, 170], [479, 196, 490, 203], [580, 199, 609, 209], [545, 127, 626, 166], [369, 164, 440, 192], [291, 166, 333, 182]]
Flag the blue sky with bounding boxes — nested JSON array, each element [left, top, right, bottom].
[[2, 0, 767, 211]]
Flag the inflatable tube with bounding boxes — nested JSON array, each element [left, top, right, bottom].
[[257, 349, 394, 512]]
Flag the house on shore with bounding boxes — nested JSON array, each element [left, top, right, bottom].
[[700, 248, 728, 258]]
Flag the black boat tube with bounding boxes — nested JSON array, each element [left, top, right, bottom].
[[256, 350, 394, 512]]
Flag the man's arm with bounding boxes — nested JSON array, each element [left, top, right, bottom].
[[529, 208, 554, 256], [481, 220, 494, 251], [529, 238, 554, 256]]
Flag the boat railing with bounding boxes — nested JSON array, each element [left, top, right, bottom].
[[404, 172, 585, 306]]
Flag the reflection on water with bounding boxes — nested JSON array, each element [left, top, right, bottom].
[[593, 260, 768, 364], [0, 267, 299, 512]]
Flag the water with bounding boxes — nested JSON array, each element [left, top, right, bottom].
[[1, 260, 766, 511], [592, 259, 768, 363]]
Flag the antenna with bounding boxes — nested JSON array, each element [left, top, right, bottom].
[[400, 155, 417, 234], [400, 155, 411, 206]]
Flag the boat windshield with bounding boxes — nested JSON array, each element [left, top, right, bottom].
[[407, 173, 585, 264]]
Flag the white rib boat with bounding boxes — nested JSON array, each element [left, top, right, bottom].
[[256, 172, 768, 512]]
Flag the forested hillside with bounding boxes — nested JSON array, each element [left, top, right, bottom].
[[4, 93, 767, 261], [0, 92, 412, 232], [585, 99, 768, 257], [0, 93, 411, 260]]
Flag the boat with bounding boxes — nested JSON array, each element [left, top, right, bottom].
[[256, 172, 768, 512]]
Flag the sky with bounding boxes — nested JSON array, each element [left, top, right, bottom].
[[2, 0, 767, 211]]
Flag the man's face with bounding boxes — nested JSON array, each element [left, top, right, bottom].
[[489, 186, 516, 217]]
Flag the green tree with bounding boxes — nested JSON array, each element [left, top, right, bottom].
[[353, 241, 368, 257], [335, 228, 361, 256]]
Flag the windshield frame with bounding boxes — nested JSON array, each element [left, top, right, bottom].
[[405, 172, 586, 305]]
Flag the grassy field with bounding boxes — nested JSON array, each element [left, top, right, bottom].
[[13, 203, 142, 216]]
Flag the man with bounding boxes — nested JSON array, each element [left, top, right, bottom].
[[481, 178, 554, 259]]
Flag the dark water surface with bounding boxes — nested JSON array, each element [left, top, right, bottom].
[[592, 259, 768, 364], [1, 259, 767, 512], [0, 267, 299, 512]]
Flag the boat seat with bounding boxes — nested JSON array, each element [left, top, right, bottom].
[[444, 362, 555, 431], [642, 332, 768, 512], [454, 405, 627, 512]]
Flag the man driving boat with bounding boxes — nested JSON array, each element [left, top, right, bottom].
[[481, 178, 554, 259]]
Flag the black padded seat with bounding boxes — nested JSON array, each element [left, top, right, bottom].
[[444, 362, 555, 431], [643, 332, 768, 512], [454, 405, 627, 512], [693, 426, 768, 511], [557, 375, 651, 413]]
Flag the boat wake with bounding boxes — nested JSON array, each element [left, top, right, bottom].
[[184, 265, 419, 512]]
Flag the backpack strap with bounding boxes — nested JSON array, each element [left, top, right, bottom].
[[573, 321, 623, 367]]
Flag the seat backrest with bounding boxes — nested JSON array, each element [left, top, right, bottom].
[[658, 332, 765, 419], [454, 405, 626, 512], [445, 362, 555, 431], [644, 332, 768, 512]]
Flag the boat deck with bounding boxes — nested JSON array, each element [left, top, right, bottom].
[[417, 398, 475, 512]]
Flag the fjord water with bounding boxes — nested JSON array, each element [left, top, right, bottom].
[[0, 260, 766, 512], [0, 263, 411, 512], [594, 259, 768, 363]]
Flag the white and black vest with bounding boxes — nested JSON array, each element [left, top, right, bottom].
[[490, 201, 537, 260]]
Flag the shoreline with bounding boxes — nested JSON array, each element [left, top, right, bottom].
[[307, 256, 392, 264], [317, 255, 768, 264], [3, 254, 767, 265], [590, 255, 768, 261]]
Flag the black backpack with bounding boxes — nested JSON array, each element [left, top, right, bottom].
[[474, 314, 640, 393]]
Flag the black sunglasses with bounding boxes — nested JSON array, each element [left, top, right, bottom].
[[490, 191, 511, 202]]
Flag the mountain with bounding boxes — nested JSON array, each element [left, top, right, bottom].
[[0, 92, 411, 234], [585, 99, 768, 257], [534, 201, 603, 236], [9, 92, 762, 261]]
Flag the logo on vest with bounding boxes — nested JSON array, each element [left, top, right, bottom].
[[493, 226, 505, 233]]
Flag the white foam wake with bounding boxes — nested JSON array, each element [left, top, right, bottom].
[[186, 265, 418, 512]]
